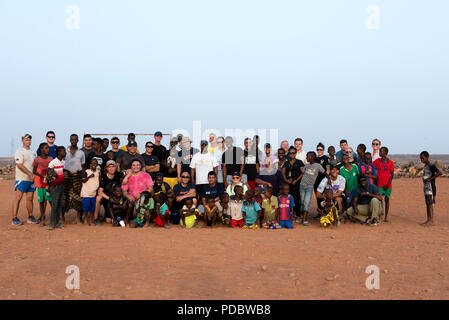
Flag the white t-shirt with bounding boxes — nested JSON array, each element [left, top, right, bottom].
[[190, 152, 218, 185], [15, 147, 36, 181], [317, 175, 346, 194], [296, 151, 308, 164], [81, 169, 100, 198]]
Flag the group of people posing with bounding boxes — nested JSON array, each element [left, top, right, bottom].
[[12, 131, 441, 230]]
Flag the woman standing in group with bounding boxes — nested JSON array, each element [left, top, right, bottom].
[[314, 143, 330, 218]]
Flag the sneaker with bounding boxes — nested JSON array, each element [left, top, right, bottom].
[[302, 221, 310, 226], [12, 218, 23, 226], [93, 219, 102, 226], [47, 225, 54, 230], [295, 218, 301, 223], [27, 216, 39, 224], [164, 224, 171, 229], [55, 223, 64, 229]]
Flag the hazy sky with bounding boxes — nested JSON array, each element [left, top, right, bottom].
[[1, 0, 448, 156]]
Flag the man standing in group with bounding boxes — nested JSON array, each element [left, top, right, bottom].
[[209, 135, 226, 192], [142, 141, 160, 180], [120, 133, 141, 154], [37, 131, 57, 159], [12, 134, 38, 225], [86, 138, 108, 169], [63, 134, 86, 224], [116, 141, 145, 174], [190, 140, 218, 199], [222, 136, 245, 187], [110, 136, 125, 161], [335, 139, 348, 162], [152, 131, 166, 163], [177, 136, 198, 183], [81, 134, 94, 159], [372, 139, 381, 162], [294, 138, 307, 164]]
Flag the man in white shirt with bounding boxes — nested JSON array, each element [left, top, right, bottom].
[[12, 134, 38, 225], [295, 138, 308, 164], [190, 140, 218, 201]]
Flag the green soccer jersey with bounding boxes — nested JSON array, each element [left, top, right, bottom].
[[340, 164, 359, 192]]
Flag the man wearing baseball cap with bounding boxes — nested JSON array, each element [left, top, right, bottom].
[[152, 131, 167, 166], [12, 134, 38, 225], [116, 140, 145, 174], [119, 133, 140, 154], [177, 136, 199, 183]]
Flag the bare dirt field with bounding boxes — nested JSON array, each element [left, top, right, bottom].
[[1, 178, 449, 300]]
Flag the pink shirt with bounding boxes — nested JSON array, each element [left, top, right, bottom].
[[122, 171, 154, 199]]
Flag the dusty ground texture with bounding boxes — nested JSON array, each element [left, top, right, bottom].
[[1, 178, 449, 300]]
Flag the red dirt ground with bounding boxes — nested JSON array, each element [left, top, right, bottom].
[[1, 178, 449, 300]]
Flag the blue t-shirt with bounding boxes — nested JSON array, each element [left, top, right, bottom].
[[358, 163, 377, 185], [37, 145, 57, 159], [242, 200, 261, 224]]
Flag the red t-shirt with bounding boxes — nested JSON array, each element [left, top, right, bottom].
[[373, 158, 394, 189], [32, 156, 53, 188]]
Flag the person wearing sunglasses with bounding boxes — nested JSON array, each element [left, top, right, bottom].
[[313, 143, 330, 218], [172, 172, 197, 218], [281, 146, 304, 222], [225, 172, 249, 197], [208, 135, 226, 193], [37, 131, 58, 159], [371, 139, 381, 162], [142, 142, 160, 181], [110, 137, 125, 161]]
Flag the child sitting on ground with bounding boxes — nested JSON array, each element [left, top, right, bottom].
[[204, 197, 218, 227], [152, 192, 171, 229], [320, 188, 339, 228], [81, 159, 101, 226], [179, 198, 199, 228], [242, 190, 262, 229], [261, 186, 280, 229], [131, 191, 154, 228], [277, 184, 295, 229], [219, 192, 230, 226], [109, 186, 129, 227]]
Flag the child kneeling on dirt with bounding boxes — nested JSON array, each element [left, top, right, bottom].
[[204, 197, 218, 227], [109, 186, 129, 227], [151, 193, 171, 229], [130, 191, 154, 228], [320, 188, 339, 228], [179, 198, 199, 228], [242, 190, 262, 229]]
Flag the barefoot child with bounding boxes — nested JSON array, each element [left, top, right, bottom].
[[108, 186, 129, 227], [420, 151, 441, 226], [204, 197, 218, 227], [261, 186, 280, 229], [242, 190, 262, 229], [373, 147, 394, 222], [152, 193, 171, 229], [320, 188, 339, 227], [278, 184, 295, 229], [229, 185, 244, 228], [131, 191, 154, 228], [33, 143, 53, 226], [179, 198, 199, 228], [81, 159, 101, 225]]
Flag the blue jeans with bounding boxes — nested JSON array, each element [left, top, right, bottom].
[[300, 184, 314, 212]]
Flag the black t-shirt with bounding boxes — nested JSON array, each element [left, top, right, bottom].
[[152, 144, 167, 165], [255, 170, 283, 196], [100, 172, 122, 197], [282, 159, 305, 182], [178, 148, 199, 174], [352, 184, 379, 205], [142, 153, 160, 179], [154, 182, 172, 195], [116, 152, 145, 172], [173, 182, 196, 211], [202, 184, 223, 200], [109, 197, 128, 218], [243, 149, 260, 181], [86, 152, 108, 168], [222, 146, 244, 175]]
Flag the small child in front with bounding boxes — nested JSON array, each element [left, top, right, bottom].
[[152, 193, 171, 229], [229, 185, 244, 228], [261, 186, 280, 229], [108, 186, 128, 227], [179, 198, 199, 228], [277, 184, 295, 229], [131, 191, 154, 228], [204, 197, 218, 227], [81, 159, 101, 226], [320, 188, 339, 228], [242, 190, 262, 229]]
